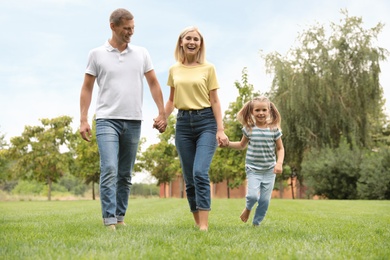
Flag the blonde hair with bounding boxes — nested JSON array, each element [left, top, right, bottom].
[[174, 26, 206, 64], [237, 96, 282, 131]]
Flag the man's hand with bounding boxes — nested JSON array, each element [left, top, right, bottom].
[[153, 115, 167, 133], [80, 121, 92, 142]]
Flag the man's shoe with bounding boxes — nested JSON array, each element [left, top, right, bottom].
[[106, 224, 116, 231]]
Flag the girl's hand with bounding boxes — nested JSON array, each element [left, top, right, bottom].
[[274, 163, 283, 174], [217, 131, 229, 147]]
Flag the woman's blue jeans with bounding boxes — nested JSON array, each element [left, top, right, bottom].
[[96, 119, 141, 225], [245, 167, 276, 225], [175, 107, 217, 212]]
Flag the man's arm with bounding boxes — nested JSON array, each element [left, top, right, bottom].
[[145, 69, 167, 132], [79, 73, 96, 142]]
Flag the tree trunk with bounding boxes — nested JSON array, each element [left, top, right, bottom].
[[92, 181, 96, 200], [279, 179, 284, 198], [290, 177, 295, 199], [227, 179, 230, 199], [47, 177, 52, 201]]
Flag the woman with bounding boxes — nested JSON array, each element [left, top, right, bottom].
[[164, 26, 228, 231]]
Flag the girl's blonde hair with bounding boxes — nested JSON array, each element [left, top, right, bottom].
[[174, 26, 206, 64], [237, 96, 282, 131]]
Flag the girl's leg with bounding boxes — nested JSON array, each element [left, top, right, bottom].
[[242, 170, 261, 223], [252, 170, 276, 226], [240, 208, 251, 223]]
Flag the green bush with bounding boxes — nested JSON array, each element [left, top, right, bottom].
[[358, 147, 390, 199], [11, 180, 44, 195], [131, 183, 159, 196], [301, 140, 362, 199]]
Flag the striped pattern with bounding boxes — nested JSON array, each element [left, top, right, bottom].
[[243, 126, 282, 171]]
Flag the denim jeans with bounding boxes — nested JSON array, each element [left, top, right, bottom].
[[245, 167, 276, 225], [96, 119, 141, 225], [175, 107, 217, 212]]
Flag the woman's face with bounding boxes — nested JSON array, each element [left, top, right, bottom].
[[180, 30, 201, 56]]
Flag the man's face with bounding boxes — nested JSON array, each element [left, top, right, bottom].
[[112, 18, 134, 44]]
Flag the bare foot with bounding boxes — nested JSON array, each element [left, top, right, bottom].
[[240, 208, 251, 223]]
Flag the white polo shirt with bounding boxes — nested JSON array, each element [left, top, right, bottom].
[[85, 41, 153, 120]]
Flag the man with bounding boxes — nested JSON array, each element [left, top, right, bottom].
[[79, 8, 166, 230]]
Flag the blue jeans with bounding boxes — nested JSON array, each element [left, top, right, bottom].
[[245, 167, 276, 225], [96, 119, 141, 225], [175, 107, 217, 212]]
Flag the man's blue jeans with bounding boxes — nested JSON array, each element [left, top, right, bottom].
[[96, 119, 141, 225], [175, 107, 217, 212], [245, 167, 276, 225]]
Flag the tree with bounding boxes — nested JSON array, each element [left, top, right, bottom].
[[137, 115, 180, 197], [8, 116, 73, 200], [210, 68, 260, 197], [0, 130, 16, 192], [264, 10, 388, 192]]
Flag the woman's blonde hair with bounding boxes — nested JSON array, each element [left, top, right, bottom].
[[174, 26, 206, 64], [237, 96, 282, 131]]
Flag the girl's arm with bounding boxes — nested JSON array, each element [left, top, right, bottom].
[[226, 135, 249, 150], [274, 137, 285, 174]]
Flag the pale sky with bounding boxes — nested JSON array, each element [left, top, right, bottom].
[[1, 0, 389, 150]]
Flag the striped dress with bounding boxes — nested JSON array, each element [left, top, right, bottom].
[[242, 126, 282, 171]]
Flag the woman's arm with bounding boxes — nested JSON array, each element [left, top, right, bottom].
[[165, 87, 175, 117], [210, 89, 228, 146]]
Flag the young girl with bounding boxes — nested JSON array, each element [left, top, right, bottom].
[[222, 96, 284, 226]]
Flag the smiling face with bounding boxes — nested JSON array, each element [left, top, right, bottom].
[[180, 30, 202, 57], [251, 100, 270, 127], [111, 18, 134, 45]]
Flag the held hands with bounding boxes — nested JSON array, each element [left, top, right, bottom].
[[153, 115, 167, 133], [217, 130, 229, 147]]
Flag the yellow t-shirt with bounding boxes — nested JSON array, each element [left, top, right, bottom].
[[167, 62, 220, 110]]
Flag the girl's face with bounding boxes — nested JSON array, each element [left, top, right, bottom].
[[251, 101, 270, 126], [180, 30, 201, 56]]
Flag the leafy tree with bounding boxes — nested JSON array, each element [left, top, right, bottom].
[[0, 130, 14, 191], [265, 10, 388, 189], [8, 116, 73, 200], [210, 68, 260, 197], [137, 115, 180, 197]]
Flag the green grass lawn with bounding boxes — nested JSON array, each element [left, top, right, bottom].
[[1, 198, 389, 259]]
